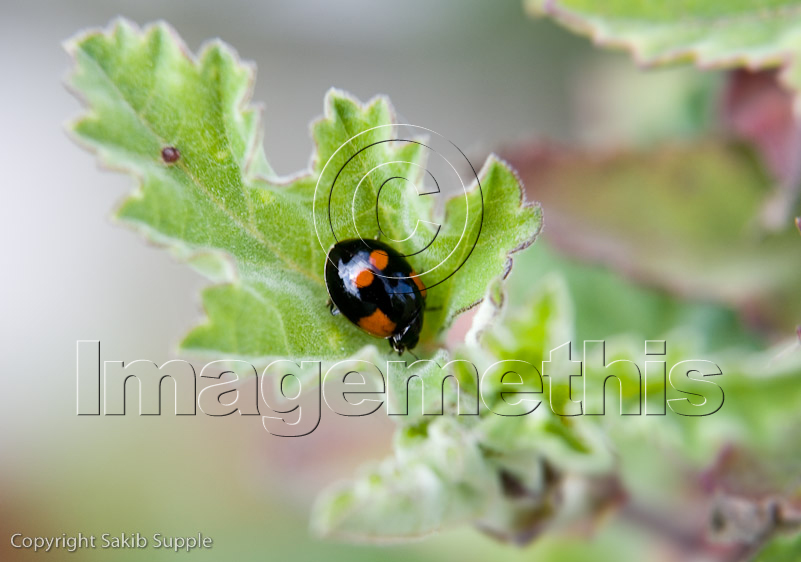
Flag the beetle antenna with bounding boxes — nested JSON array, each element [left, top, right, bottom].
[[405, 348, 420, 361]]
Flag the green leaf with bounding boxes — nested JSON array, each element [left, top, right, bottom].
[[755, 531, 801, 561], [66, 19, 541, 361], [312, 279, 599, 542], [474, 276, 616, 472], [481, 268, 801, 474], [312, 268, 801, 541], [528, 0, 801, 110], [484, 274, 573, 369], [311, 417, 500, 540]]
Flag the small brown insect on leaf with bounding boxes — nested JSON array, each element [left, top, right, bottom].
[[161, 146, 180, 163]]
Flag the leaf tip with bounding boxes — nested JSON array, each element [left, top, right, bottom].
[[331, 87, 393, 118], [62, 16, 130, 55], [482, 152, 544, 236]]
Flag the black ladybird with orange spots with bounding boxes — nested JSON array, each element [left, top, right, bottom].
[[325, 239, 426, 354]]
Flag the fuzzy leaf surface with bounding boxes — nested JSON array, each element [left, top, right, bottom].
[[66, 20, 541, 361]]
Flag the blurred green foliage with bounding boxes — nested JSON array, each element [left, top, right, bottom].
[[63, 2, 801, 559]]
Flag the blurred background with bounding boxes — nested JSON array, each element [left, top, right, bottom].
[[2, 0, 799, 560]]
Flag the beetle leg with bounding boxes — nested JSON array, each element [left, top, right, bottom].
[[327, 298, 340, 316], [389, 337, 404, 355]]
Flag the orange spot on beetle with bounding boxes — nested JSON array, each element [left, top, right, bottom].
[[358, 308, 396, 337], [355, 269, 374, 288], [410, 270, 427, 297], [369, 250, 389, 270]]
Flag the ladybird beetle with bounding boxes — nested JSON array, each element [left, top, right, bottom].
[[325, 238, 427, 354]]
